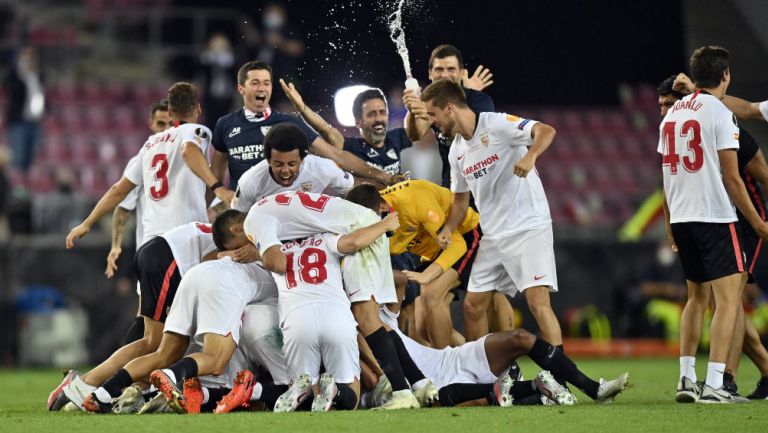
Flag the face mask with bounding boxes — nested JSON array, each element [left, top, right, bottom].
[[656, 247, 675, 266], [263, 12, 284, 30]]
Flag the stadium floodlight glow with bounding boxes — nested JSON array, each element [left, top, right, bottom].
[[334, 85, 371, 127]]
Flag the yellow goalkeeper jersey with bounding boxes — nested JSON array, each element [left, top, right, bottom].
[[381, 179, 480, 271]]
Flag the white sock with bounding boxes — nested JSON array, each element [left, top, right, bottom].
[[250, 382, 263, 401], [705, 362, 726, 389], [94, 387, 112, 403], [202, 387, 210, 404], [161, 369, 177, 384], [412, 378, 429, 390], [679, 356, 696, 381]]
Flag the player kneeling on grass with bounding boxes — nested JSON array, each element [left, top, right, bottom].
[[267, 213, 399, 412], [82, 255, 277, 414]]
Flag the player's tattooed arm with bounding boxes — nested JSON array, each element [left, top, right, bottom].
[[66, 177, 137, 249], [280, 79, 345, 149], [337, 212, 400, 254], [105, 206, 132, 278]]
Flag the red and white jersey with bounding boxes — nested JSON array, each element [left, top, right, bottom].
[[160, 222, 217, 276], [658, 91, 740, 223], [124, 123, 211, 240], [243, 191, 376, 255], [274, 233, 349, 318], [119, 155, 146, 247], [449, 112, 551, 239], [232, 155, 354, 212]]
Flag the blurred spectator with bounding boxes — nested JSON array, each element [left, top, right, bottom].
[[0, 147, 9, 241], [4, 46, 45, 174], [197, 33, 237, 128], [32, 167, 88, 234], [388, 86, 406, 128], [251, 3, 305, 83]]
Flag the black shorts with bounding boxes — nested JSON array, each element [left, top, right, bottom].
[[671, 221, 747, 283], [738, 219, 763, 283], [391, 253, 420, 307], [134, 236, 181, 322]]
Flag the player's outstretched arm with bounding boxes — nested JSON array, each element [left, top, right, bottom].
[[675, 72, 767, 121], [105, 206, 132, 278], [280, 78, 345, 149], [182, 142, 234, 204], [309, 137, 397, 185], [514, 122, 556, 178], [337, 212, 400, 254], [66, 177, 136, 249]]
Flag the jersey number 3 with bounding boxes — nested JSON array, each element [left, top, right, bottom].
[[285, 248, 328, 288], [661, 120, 703, 175], [150, 153, 169, 200]]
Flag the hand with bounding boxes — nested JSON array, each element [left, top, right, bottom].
[[755, 222, 768, 241], [462, 65, 494, 91], [215, 188, 235, 207], [65, 224, 90, 249], [403, 90, 428, 121], [279, 78, 306, 113], [513, 153, 536, 177], [105, 247, 121, 278], [232, 243, 261, 263], [673, 73, 694, 94], [666, 230, 679, 253], [387, 173, 408, 185], [381, 211, 400, 232], [403, 269, 436, 285], [436, 229, 451, 249]]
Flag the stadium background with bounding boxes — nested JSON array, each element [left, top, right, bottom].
[[1, 0, 768, 367]]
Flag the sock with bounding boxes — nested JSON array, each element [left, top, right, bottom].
[[200, 387, 231, 413], [723, 372, 737, 392], [552, 344, 567, 385], [101, 368, 134, 399], [250, 382, 264, 401], [679, 356, 696, 381], [528, 337, 599, 399], [202, 387, 210, 404], [123, 317, 144, 345], [161, 369, 177, 384], [94, 387, 113, 404], [333, 383, 358, 410], [365, 327, 409, 391], [260, 384, 289, 410], [510, 380, 537, 399], [437, 383, 493, 406], [388, 330, 427, 385], [705, 362, 726, 389], [167, 357, 199, 383]]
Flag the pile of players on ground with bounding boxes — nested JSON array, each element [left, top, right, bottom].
[[44, 40, 768, 413]]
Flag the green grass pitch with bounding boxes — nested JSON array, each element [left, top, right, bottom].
[[1, 358, 767, 433]]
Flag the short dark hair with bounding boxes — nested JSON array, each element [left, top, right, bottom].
[[167, 82, 198, 116], [149, 99, 168, 118], [345, 183, 385, 212], [212, 209, 245, 250], [429, 44, 464, 70], [690, 46, 730, 89], [352, 89, 387, 120], [421, 79, 468, 109], [238, 60, 273, 85], [264, 123, 309, 160], [657, 76, 686, 99]]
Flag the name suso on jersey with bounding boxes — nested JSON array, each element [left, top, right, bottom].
[[658, 91, 740, 224], [124, 123, 212, 240]]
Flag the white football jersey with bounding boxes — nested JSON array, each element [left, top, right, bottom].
[[658, 91, 740, 223], [124, 123, 211, 240], [274, 233, 348, 319], [232, 155, 354, 212], [243, 191, 377, 255], [119, 155, 145, 247], [160, 222, 217, 276], [449, 112, 551, 238]]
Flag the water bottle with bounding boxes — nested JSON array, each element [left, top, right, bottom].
[[404, 77, 420, 95]]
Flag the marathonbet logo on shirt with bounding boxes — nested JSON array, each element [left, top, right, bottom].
[[463, 154, 501, 179]]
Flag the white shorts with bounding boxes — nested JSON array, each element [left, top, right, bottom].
[[163, 262, 257, 345], [281, 303, 360, 385], [467, 225, 558, 296], [238, 302, 290, 385], [342, 212, 397, 304]]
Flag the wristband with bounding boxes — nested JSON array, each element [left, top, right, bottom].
[[209, 181, 223, 191]]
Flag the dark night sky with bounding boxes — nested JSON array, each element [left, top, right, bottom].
[[178, 0, 685, 107]]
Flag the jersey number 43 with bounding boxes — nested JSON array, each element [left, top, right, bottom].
[[661, 120, 703, 175]]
